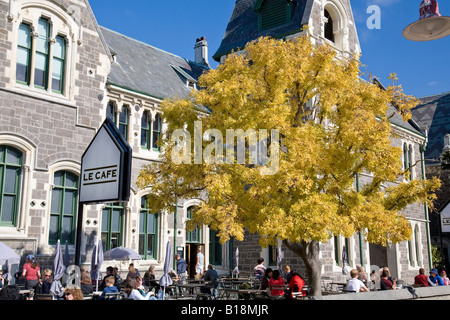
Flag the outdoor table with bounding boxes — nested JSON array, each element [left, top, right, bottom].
[[172, 282, 209, 299], [220, 288, 267, 300]]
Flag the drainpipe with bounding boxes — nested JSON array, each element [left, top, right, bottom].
[[421, 136, 433, 270], [356, 173, 364, 266]]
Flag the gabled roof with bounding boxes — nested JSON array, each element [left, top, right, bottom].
[[100, 26, 209, 102], [213, 0, 315, 61], [411, 91, 450, 162]]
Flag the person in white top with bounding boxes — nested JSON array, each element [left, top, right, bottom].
[[124, 275, 158, 300], [196, 248, 205, 276], [346, 269, 370, 293]]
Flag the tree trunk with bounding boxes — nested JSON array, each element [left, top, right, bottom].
[[283, 239, 322, 296]]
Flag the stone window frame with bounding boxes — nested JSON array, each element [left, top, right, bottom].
[[322, 0, 349, 52], [0, 134, 35, 234], [138, 194, 159, 261], [402, 141, 415, 181], [47, 161, 80, 246], [140, 108, 162, 153], [10, 2, 79, 100], [407, 222, 423, 269], [332, 235, 355, 272]]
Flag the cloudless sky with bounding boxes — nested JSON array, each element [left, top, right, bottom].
[[90, 0, 450, 98]]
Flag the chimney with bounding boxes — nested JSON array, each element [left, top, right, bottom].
[[194, 36, 209, 67]]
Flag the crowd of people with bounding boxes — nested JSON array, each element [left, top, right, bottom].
[[3, 251, 450, 300], [253, 258, 307, 299]]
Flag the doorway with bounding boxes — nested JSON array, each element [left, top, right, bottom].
[[185, 243, 205, 279]]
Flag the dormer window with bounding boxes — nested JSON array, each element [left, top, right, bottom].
[[171, 64, 198, 90], [254, 0, 296, 31], [324, 9, 335, 43]]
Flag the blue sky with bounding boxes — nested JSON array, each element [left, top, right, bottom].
[[90, 0, 450, 99]]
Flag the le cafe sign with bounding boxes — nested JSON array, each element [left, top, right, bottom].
[[79, 117, 132, 204]]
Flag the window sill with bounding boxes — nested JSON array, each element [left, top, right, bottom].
[[1, 84, 76, 108]]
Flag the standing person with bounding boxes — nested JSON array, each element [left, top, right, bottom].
[[176, 254, 187, 296], [195, 248, 205, 277], [414, 268, 429, 287], [268, 270, 285, 299], [254, 258, 266, 279], [19, 254, 41, 290], [429, 268, 445, 286], [441, 271, 450, 286], [347, 269, 369, 293]]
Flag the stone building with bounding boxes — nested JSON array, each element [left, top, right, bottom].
[[213, 0, 433, 284], [0, 0, 226, 278], [0, 0, 435, 286], [411, 91, 450, 269]]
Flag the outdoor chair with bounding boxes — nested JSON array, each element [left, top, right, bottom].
[[35, 294, 53, 300], [104, 292, 122, 300]]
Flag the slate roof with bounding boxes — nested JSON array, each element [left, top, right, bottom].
[[100, 26, 209, 103], [411, 91, 450, 162], [213, 0, 315, 61]]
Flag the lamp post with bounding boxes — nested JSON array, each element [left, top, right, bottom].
[[402, 0, 450, 41]]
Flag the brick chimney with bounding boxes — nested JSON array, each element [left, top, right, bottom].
[[194, 36, 209, 67]]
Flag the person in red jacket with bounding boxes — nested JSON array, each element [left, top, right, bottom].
[[268, 270, 285, 298], [288, 270, 306, 298], [414, 268, 429, 287]]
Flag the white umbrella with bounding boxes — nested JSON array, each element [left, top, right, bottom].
[[0, 242, 20, 282], [342, 245, 348, 275], [50, 240, 65, 298], [103, 246, 142, 261], [233, 247, 239, 275], [159, 241, 173, 300], [91, 238, 104, 292]]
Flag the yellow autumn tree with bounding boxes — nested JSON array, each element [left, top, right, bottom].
[[137, 34, 440, 296]]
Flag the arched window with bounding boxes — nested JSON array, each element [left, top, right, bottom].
[[16, 17, 67, 93], [0, 146, 22, 226], [139, 196, 158, 260], [324, 9, 335, 43], [101, 202, 124, 251], [186, 206, 201, 243], [49, 171, 78, 244]]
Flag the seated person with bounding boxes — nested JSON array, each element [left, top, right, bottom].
[[99, 275, 119, 300], [200, 265, 219, 298], [414, 268, 429, 287], [346, 269, 369, 293]]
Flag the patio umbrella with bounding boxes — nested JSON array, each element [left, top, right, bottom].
[[277, 245, 283, 273], [342, 245, 348, 275], [233, 247, 239, 275], [159, 241, 173, 300], [103, 246, 142, 261], [50, 240, 65, 298], [0, 241, 20, 282], [64, 240, 70, 268], [91, 238, 104, 292]]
